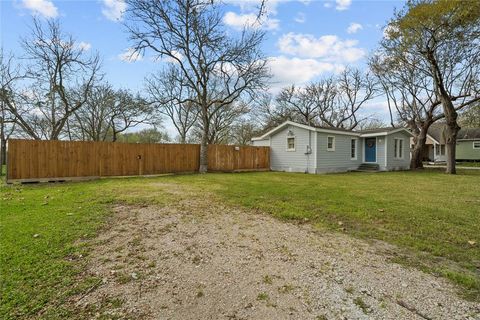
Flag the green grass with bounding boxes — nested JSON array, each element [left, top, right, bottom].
[[0, 177, 173, 319], [456, 162, 480, 167], [1, 170, 479, 319]]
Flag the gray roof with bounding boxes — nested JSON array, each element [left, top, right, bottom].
[[428, 123, 480, 142]]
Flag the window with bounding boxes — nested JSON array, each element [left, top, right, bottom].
[[436, 144, 446, 156], [394, 138, 404, 159], [327, 136, 335, 151], [474, 141, 480, 149], [286, 137, 295, 151], [351, 139, 357, 159]]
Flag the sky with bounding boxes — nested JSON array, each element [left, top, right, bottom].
[[1, 0, 405, 136]]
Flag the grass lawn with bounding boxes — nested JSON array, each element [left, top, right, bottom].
[[456, 162, 480, 167], [1, 170, 479, 318]]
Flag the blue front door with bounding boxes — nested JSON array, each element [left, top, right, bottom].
[[365, 138, 376, 162]]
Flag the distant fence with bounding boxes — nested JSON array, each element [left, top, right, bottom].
[[6, 139, 269, 183]]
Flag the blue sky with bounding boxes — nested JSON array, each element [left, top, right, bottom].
[[1, 0, 405, 133]]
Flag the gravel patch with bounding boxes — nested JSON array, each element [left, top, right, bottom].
[[72, 185, 480, 320]]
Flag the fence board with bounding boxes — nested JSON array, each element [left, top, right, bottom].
[[6, 139, 268, 182]]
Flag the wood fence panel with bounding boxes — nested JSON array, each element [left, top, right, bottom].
[[6, 139, 269, 182]]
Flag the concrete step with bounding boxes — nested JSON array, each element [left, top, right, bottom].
[[357, 163, 380, 172]]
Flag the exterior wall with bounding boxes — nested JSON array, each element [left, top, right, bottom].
[[433, 144, 447, 162], [385, 131, 411, 170], [456, 140, 480, 160], [269, 125, 316, 173], [251, 138, 270, 147], [316, 132, 362, 173]]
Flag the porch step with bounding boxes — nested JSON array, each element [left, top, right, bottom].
[[357, 163, 380, 172]]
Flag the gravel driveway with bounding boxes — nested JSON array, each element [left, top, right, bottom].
[[73, 184, 480, 320]]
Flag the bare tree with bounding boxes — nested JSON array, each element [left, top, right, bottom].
[[384, 0, 480, 173], [0, 53, 20, 165], [276, 85, 318, 126], [370, 54, 444, 169], [70, 84, 154, 142], [192, 100, 248, 144], [145, 67, 198, 143], [254, 93, 296, 132], [108, 90, 154, 142], [125, 0, 269, 172], [70, 84, 115, 141], [2, 18, 101, 140], [231, 119, 260, 145]]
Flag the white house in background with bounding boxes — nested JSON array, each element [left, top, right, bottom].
[[251, 121, 413, 173], [411, 123, 480, 162]]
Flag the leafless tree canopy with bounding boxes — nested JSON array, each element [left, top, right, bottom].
[[1, 18, 101, 140], [261, 68, 377, 131], [145, 67, 198, 143], [125, 0, 270, 171], [70, 84, 154, 142]]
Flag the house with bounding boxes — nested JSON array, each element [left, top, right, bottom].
[[251, 121, 413, 173], [411, 124, 480, 162]]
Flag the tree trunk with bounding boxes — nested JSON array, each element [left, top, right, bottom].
[[445, 120, 460, 174], [199, 133, 208, 173], [409, 124, 432, 169], [0, 139, 5, 167], [199, 117, 209, 173]]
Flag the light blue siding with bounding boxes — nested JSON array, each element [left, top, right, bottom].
[[316, 132, 363, 173], [385, 132, 411, 170], [270, 125, 316, 173]]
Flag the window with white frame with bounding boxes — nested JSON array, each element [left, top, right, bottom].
[[351, 139, 357, 159], [394, 138, 404, 159], [473, 141, 480, 149], [327, 136, 335, 151], [286, 135, 295, 151], [436, 144, 446, 155]]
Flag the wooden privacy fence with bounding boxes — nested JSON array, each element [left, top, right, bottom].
[[6, 139, 269, 183]]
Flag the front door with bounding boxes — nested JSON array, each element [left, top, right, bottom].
[[365, 138, 376, 162]]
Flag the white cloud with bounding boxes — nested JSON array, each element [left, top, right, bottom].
[[347, 22, 363, 34], [118, 48, 142, 62], [324, 2, 332, 8], [224, 0, 281, 31], [336, 0, 352, 11], [76, 42, 91, 51], [294, 12, 306, 24], [102, 0, 126, 22], [223, 11, 279, 31], [277, 32, 365, 63], [21, 0, 58, 18], [268, 56, 344, 89]]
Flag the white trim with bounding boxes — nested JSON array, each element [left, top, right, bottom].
[[394, 138, 405, 159], [327, 136, 336, 151], [364, 137, 377, 163], [384, 136, 388, 168], [473, 141, 480, 149], [252, 121, 413, 141], [426, 133, 440, 145], [286, 135, 296, 152], [360, 128, 414, 138], [313, 131, 317, 171], [350, 138, 358, 160]]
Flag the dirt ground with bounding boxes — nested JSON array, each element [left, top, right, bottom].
[[72, 184, 480, 320]]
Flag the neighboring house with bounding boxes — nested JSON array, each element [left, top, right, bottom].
[[251, 121, 413, 173], [411, 124, 480, 162]]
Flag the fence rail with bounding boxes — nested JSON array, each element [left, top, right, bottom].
[[6, 139, 269, 183]]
